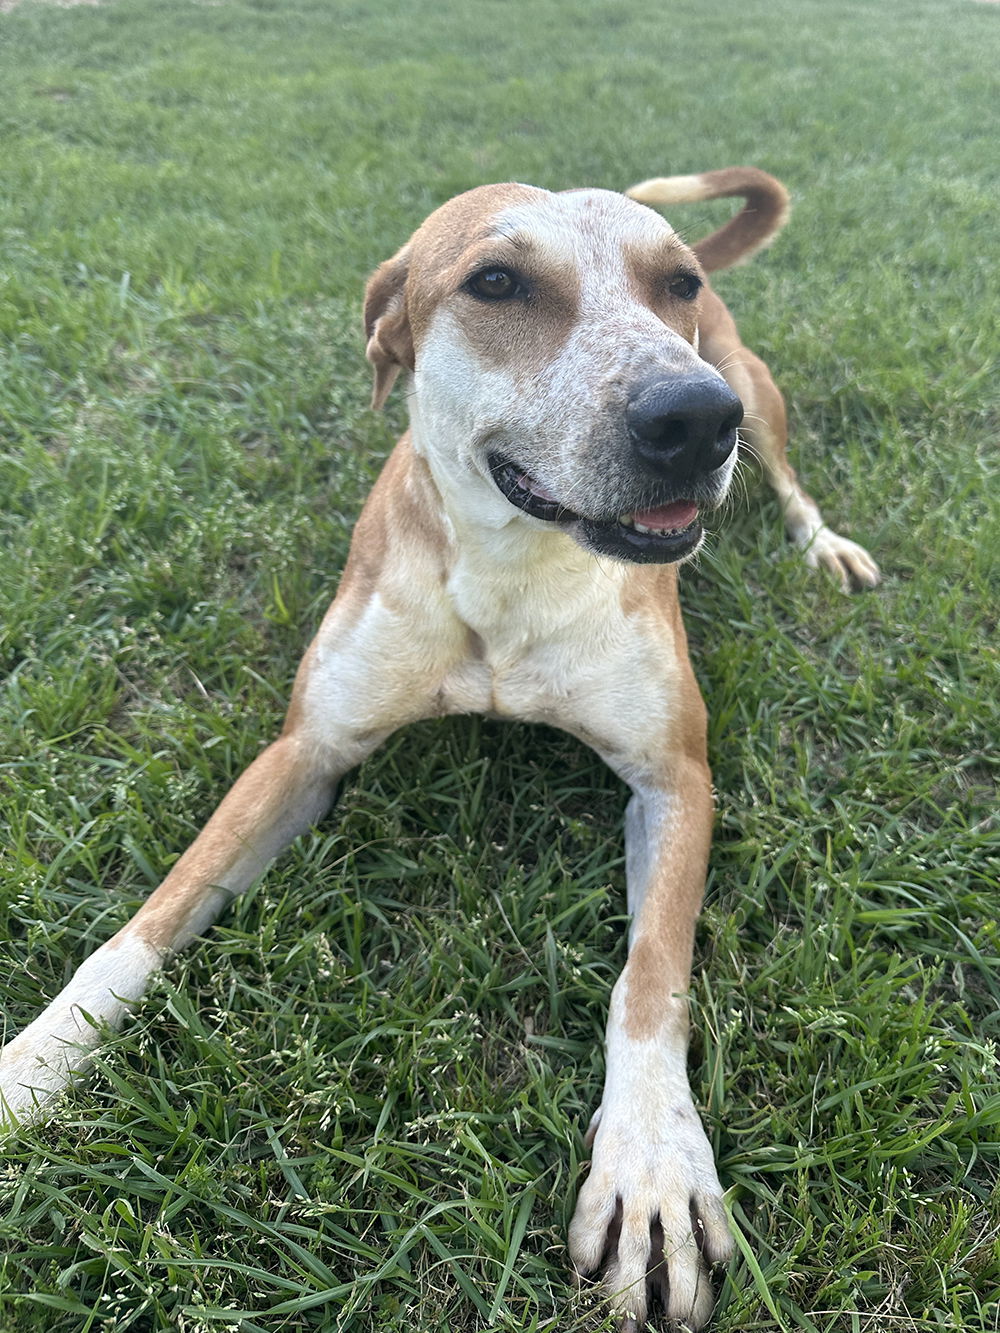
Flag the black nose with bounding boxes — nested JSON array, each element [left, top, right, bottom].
[[627, 376, 743, 480]]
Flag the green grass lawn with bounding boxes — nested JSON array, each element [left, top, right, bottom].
[[0, 0, 997, 1329]]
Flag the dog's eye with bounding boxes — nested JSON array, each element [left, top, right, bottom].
[[465, 268, 523, 301], [667, 272, 702, 301]]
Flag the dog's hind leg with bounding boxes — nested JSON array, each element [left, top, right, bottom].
[[699, 289, 880, 590]]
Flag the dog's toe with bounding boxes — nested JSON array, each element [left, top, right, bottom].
[[801, 525, 880, 591]]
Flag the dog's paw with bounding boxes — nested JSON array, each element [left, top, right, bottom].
[[797, 524, 881, 592], [0, 1014, 92, 1127], [568, 1101, 732, 1330], [1, 935, 160, 1128], [0, 1029, 62, 1128]]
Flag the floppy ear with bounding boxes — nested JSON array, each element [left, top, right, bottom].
[[363, 245, 414, 410]]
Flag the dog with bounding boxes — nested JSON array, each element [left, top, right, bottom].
[[1, 167, 878, 1329]]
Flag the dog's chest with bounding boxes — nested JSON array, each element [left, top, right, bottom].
[[435, 551, 665, 743], [439, 644, 573, 719], [438, 575, 595, 718], [436, 617, 676, 773]]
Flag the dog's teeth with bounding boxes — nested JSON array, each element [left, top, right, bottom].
[[619, 515, 690, 536], [627, 517, 694, 537]]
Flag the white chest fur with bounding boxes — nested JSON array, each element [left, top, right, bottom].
[[434, 522, 677, 771]]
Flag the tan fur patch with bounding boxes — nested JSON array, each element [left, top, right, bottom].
[[623, 235, 704, 346]]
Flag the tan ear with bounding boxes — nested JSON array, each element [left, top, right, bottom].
[[363, 245, 414, 410]]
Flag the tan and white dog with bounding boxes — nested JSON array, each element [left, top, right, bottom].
[[1, 168, 878, 1329]]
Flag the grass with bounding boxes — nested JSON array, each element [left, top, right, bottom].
[[0, 0, 997, 1328]]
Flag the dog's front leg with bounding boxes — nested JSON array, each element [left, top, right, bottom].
[[0, 719, 361, 1123], [569, 755, 732, 1330], [0, 563, 441, 1123]]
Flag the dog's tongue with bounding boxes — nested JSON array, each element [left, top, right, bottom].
[[631, 500, 699, 530]]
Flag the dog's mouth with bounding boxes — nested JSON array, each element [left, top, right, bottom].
[[487, 452, 704, 564]]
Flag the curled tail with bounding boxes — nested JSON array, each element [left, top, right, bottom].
[[626, 167, 790, 273]]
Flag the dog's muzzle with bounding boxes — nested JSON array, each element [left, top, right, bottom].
[[487, 374, 744, 565]]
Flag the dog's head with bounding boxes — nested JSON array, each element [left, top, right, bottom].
[[364, 184, 742, 564]]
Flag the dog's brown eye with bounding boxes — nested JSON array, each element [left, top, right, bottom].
[[668, 273, 702, 301], [466, 268, 521, 301]]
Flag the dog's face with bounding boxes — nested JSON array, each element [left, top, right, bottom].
[[364, 184, 743, 564]]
